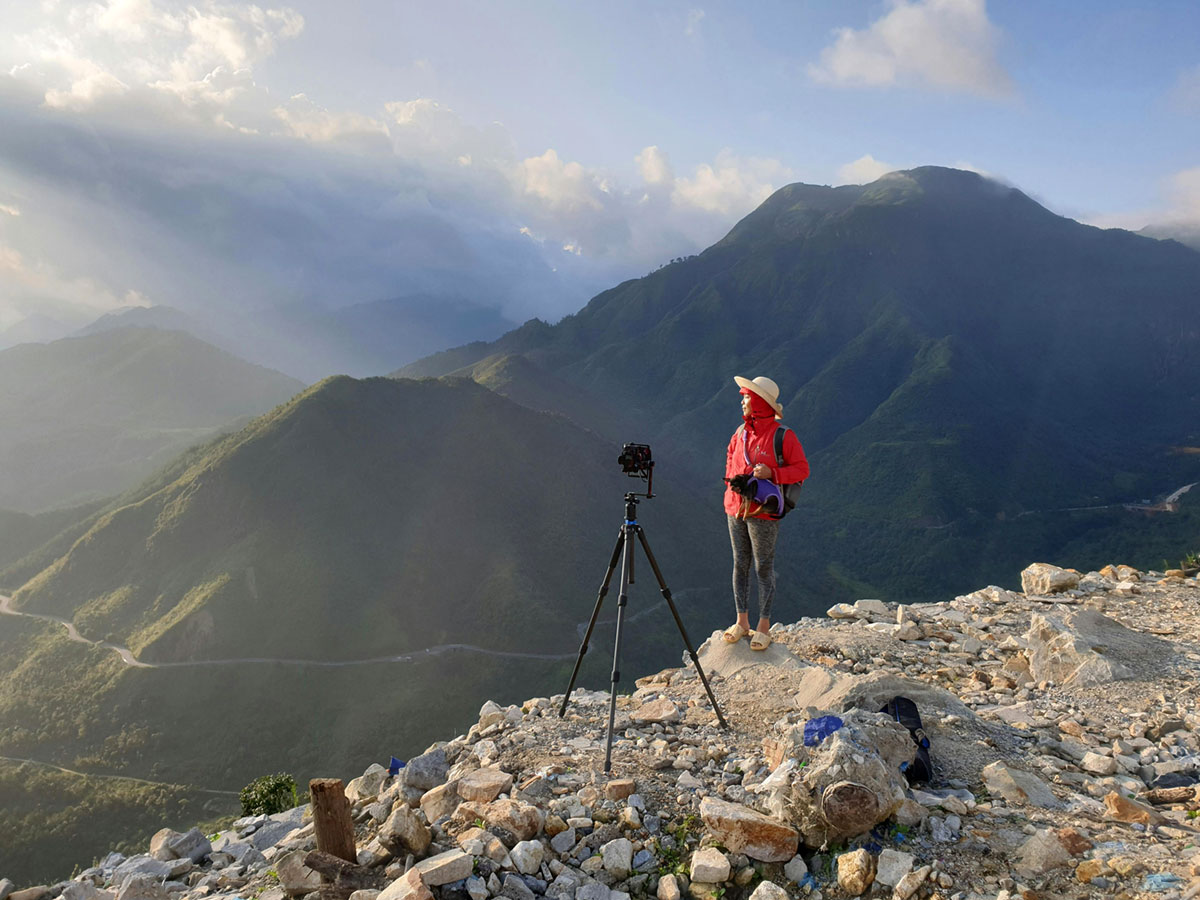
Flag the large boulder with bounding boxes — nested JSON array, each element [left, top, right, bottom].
[[457, 767, 513, 803], [378, 868, 433, 900], [248, 808, 307, 850], [1020, 563, 1080, 595], [111, 859, 172, 885], [787, 670, 971, 723], [1024, 610, 1168, 686], [419, 781, 462, 822], [113, 876, 168, 900], [454, 799, 544, 846], [698, 798, 799, 862], [760, 710, 914, 846], [695, 632, 804, 678], [402, 748, 449, 793], [346, 764, 391, 802], [59, 884, 111, 900], [412, 850, 473, 886], [275, 850, 322, 897], [379, 805, 432, 856]]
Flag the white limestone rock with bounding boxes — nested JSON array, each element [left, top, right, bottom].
[[1021, 563, 1080, 595]]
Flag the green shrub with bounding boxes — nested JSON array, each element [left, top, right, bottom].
[[239, 773, 298, 816]]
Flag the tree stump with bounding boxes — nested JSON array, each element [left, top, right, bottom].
[[310, 778, 356, 864]]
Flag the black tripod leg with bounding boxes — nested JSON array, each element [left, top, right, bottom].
[[559, 528, 625, 718], [604, 526, 633, 773], [635, 528, 729, 730]]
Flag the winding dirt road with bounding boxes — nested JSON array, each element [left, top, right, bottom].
[[0, 593, 576, 669], [0, 754, 239, 796]]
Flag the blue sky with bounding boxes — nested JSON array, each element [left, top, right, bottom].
[[0, 0, 1197, 337]]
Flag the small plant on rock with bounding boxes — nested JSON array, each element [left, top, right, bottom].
[[239, 772, 298, 816]]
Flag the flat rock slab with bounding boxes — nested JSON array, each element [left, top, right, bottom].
[[1021, 563, 1080, 595], [1025, 609, 1171, 685], [875, 849, 914, 887], [699, 797, 798, 862], [982, 762, 1062, 809], [630, 698, 681, 724], [696, 632, 804, 677], [458, 767, 514, 802], [789, 668, 974, 720], [413, 849, 473, 886], [455, 799, 544, 845]]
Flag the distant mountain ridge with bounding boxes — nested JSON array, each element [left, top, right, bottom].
[[0, 326, 305, 511], [7, 375, 723, 661], [402, 166, 1200, 596], [70, 296, 518, 382]]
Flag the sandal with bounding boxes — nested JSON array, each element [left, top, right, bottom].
[[722, 623, 749, 643], [749, 629, 772, 651]]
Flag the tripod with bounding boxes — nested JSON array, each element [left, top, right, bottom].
[[559, 490, 728, 772]]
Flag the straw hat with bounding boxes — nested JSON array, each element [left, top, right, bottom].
[[734, 375, 783, 416]]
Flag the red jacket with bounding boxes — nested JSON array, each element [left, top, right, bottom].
[[724, 419, 810, 519]]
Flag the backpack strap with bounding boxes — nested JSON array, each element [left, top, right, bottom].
[[773, 425, 790, 468]]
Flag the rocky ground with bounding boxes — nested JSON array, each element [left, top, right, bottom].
[[2, 563, 1198, 900]]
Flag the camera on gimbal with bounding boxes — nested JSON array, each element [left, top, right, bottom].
[[617, 442, 653, 475]]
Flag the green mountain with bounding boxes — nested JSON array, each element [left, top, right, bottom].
[[401, 167, 1200, 597], [0, 376, 728, 881], [0, 327, 305, 512]]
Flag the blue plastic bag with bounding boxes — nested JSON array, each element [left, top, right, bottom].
[[803, 715, 844, 746]]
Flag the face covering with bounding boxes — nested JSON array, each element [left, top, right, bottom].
[[742, 389, 776, 429]]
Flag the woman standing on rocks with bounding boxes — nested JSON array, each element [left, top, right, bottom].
[[722, 375, 809, 651]]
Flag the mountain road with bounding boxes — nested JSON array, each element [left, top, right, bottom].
[[0, 593, 576, 668]]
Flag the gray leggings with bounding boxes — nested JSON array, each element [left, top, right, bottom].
[[728, 515, 780, 620]]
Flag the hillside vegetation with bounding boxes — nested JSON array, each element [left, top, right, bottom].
[[0, 327, 304, 512]]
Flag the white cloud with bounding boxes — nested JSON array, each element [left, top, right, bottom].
[[809, 0, 1013, 99], [42, 56, 129, 109], [685, 9, 706, 37], [671, 149, 793, 215], [0, 6, 804, 329], [517, 149, 606, 213], [9, 0, 303, 122], [635, 145, 674, 186], [274, 93, 388, 144], [384, 98, 515, 168], [835, 154, 896, 185], [1073, 165, 1200, 232], [0, 241, 140, 321], [0, 202, 20, 216], [1166, 166, 1200, 219]]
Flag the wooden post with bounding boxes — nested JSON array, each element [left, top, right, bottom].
[[310, 778, 357, 864], [1142, 784, 1200, 806]]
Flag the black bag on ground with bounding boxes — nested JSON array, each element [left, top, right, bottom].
[[880, 696, 932, 784]]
